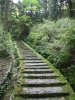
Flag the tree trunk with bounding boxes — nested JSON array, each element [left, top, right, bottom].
[[48, 0, 58, 20], [3, 0, 10, 32], [43, 0, 48, 18], [1, 0, 10, 32], [68, 0, 73, 17]]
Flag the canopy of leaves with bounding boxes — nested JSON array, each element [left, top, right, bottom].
[[22, 0, 41, 11]]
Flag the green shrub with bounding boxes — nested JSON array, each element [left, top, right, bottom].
[[0, 24, 9, 58], [0, 28, 16, 59], [9, 15, 32, 38]]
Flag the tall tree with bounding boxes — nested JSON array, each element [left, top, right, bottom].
[[68, 0, 73, 17], [0, 0, 11, 32], [38, 0, 48, 18], [48, 0, 58, 20], [43, 0, 48, 18]]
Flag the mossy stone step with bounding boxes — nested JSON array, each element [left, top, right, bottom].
[[25, 53, 34, 55], [25, 50, 33, 52], [25, 65, 49, 68], [25, 59, 42, 61], [20, 59, 42, 61], [25, 62, 46, 63], [23, 79, 61, 84], [25, 55, 40, 59], [23, 73, 58, 79], [25, 97, 65, 100], [22, 70, 53, 74], [18, 87, 69, 98], [25, 50, 33, 51], [25, 67, 49, 69], [15, 97, 65, 100], [24, 49, 30, 50], [22, 82, 66, 87], [15, 41, 73, 100], [25, 60, 44, 63], [25, 63, 48, 66], [24, 69, 53, 72], [25, 55, 37, 57], [24, 58, 42, 60]]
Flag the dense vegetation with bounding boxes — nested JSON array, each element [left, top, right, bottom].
[[0, 0, 19, 98], [0, 0, 75, 99], [9, 15, 32, 38], [0, 23, 16, 59], [25, 18, 75, 90], [0, 0, 17, 60]]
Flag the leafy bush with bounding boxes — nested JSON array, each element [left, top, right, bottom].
[[0, 24, 9, 58], [0, 32, 15, 58], [9, 15, 32, 38], [26, 18, 75, 66], [26, 18, 75, 90], [0, 23, 17, 59]]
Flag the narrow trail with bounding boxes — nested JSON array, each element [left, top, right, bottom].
[[14, 40, 73, 100]]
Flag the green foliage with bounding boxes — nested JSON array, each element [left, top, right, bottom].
[[0, 23, 17, 59], [0, 24, 9, 58], [22, 0, 42, 21], [9, 15, 32, 38], [0, 32, 14, 58], [26, 18, 75, 90], [22, 0, 40, 11], [67, 65, 75, 86], [70, 93, 75, 100]]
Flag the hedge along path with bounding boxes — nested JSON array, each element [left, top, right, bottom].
[[12, 40, 74, 100]]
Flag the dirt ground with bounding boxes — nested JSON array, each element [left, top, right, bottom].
[[0, 58, 12, 85]]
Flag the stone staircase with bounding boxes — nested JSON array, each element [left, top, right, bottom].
[[14, 41, 73, 100]]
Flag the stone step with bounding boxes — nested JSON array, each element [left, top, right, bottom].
[[25, 67, 49, 69], [24, 50, 33, 53], [25, 63, 48, 66], [25, 56, 37, 57], [25, 60, 44, 63], [16, 42, 71, 100], [22, 82, 66, 87], [25, 57, 39, 59], [18, 87, 69, 98], [25, 62, 46, 64], [20, 59, 43, 61], [15, 96, 65, 100], [23, 79, 60, 84], [24, 46, 28, 51], [22, 70, 53, 74], [23, 73, 58, 79], [25, 51, 32, 52], [25, 69, 53, 72], [24, 58, 42, 60], [25, 53, 35, 56], [25, 65, 49, 68], [25, 55, 36, 57], [25, 59, 42, 61], [24, 49, 30, 50], [25, 51, 33, 52]]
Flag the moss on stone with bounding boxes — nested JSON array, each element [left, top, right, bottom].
[[22, 41, 74, 99], [12, 40, 74, 100]]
